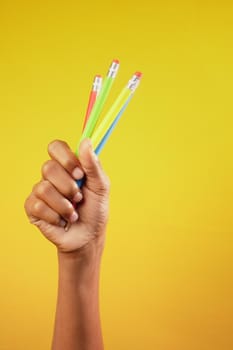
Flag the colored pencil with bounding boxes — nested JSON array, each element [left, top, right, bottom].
[[91, 72, 142, 150], [82, 75, 102, 132], [95, 96, 132, 155], [77, 59, 120, 154], [76, 97, 131, 189]]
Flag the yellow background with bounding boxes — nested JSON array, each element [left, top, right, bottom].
[[0, 0, 233, 349]]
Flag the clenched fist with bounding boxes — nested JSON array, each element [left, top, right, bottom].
[[24, 138, 110, 253]]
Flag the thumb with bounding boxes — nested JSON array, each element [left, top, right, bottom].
[[78, 138, 110, 196]]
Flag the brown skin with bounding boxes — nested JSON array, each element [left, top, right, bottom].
[[24, 138, 110, 350]]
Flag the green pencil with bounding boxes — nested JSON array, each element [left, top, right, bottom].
[[77, 59, 120, 154]]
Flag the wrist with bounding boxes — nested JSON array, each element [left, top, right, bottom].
[[57, 236, 105, 289], [57, 234, 105, 262]]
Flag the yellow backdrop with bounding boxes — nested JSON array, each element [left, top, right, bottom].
[[0, 0, 232, 349]]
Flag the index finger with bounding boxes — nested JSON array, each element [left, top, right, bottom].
[[48, 140, 84, 180]]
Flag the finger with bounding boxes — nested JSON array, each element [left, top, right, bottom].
[[25, 194, 65, 227], [33, 181, 80, 223], [41, 159, 82, 202], [78, 138, 110, 196], [48, 140, 84, 180]]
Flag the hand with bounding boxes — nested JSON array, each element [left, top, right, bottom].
[[24, 139, 110, 253]]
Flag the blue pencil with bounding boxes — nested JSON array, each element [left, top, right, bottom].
[[95, 96, 132, 155]]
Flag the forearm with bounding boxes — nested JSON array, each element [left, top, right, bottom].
[[52, 239, 105, 350]]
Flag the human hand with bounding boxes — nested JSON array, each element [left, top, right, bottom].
[[24, 139, 110, 254]]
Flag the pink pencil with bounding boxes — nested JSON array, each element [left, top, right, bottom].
[[82, 75, 102, 132]]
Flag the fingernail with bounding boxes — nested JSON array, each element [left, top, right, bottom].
[[73, 191, 83, 202], [64, 221, 71, 232], [59, 219, 67, 228], [72, 167, 84, 179], [70, 211, 78, 223]]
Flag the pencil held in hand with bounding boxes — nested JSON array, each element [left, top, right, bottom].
[[95, 95, 132, 155], [75, 62, 142, 189], [82, 75, 102, 132], [79, 59, 120, 147], [91, 72, 142, 150]]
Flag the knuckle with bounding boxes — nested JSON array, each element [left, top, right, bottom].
[[41, 159, 55, 178], [47, 139, 67, 155], [32, 200, 44, 216], [47, 139, 59, 154], [96, 176, 110, 196], [36, 181, 51, 198]]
